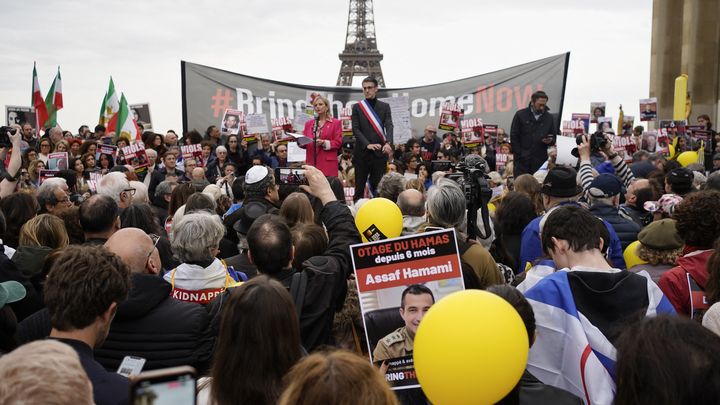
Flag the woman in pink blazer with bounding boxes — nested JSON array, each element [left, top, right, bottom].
[[302, 95, 343, 177]]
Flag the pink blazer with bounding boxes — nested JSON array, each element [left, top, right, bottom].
[[303, 118, 343, 177]]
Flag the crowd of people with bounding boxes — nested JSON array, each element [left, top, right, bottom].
[[1, 81, 720, 404]]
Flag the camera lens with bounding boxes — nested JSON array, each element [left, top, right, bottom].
[[9, 128, 17, 135]]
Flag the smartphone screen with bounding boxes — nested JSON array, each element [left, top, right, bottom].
[[132, 369, 196, 405], [275, 167, 307, 185], [117, 356, 146, 377]]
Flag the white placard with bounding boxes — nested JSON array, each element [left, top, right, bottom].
[[246, 113, 269, 134], [287, 142, 306, 163], [555, 135, 578, 166], [379, 96, 411, 145]]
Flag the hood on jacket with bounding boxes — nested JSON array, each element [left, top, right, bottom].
[[116, 273, 171, 321], [12, 245, 53, 279], [676, 249, 713, 289]]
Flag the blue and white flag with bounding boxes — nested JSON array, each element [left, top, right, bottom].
[[523, 269, 675, 405]]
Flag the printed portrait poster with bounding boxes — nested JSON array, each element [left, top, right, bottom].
[[641, 130, 659, 153], [483, 124, 498, 149], [121, 142, 149, 172], [590, 102, 606, 123], [597, 116, 613, 133], [271, 117, 295, 144], [351, 228, 465, 390], [460, 118, 483, 148], [129, 103, 153, 132], [47, 152, 69, 171], [98, 144, 118, 160], [438, 102, 461, 132], [339, 107, 353, 137], [608, 134, 635, 163], [621, 115, 634, 136], [495, 150, 509, 172], [687, 125, 710, 146], [639, 98, 657, 122], [220, 109, 244, 136], [6, 106, 36, 128], [659, 120, 688, 138], [181, 144, 204, 167], [571, 113, 590, 133]]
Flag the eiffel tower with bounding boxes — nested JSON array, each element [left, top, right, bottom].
[[337, 0, 385, 87]]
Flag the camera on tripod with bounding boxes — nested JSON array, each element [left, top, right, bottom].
[[447, 154, 493, 240]]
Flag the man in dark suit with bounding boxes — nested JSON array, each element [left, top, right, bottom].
[[510, 90, 556, 178], [351, 76, 393, 202]]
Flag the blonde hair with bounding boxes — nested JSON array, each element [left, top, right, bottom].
[[278, 350, 399, 405], [19, 213, 69, 249], [0, 340, 93, 404], [312, 95, 333, 121]]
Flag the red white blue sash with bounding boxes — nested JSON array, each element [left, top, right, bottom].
[[358, 99, 386, 143]]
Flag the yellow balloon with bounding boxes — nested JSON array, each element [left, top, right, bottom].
[[668, 143, 675, 158], [414, 290, 529, 405], [676, 151, 699, 167], [355, 197, 403, 242], [623, 240, 647, 270], [488, 202, 496, 213]]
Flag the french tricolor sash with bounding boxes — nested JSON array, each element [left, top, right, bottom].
[[358, 99, 386, 143]]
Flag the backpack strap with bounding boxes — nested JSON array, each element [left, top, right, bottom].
[[290, 270, 308, 319]]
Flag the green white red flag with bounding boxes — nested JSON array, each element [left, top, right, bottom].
[[99, 77, 120, 126], [31, 63, 49, 130], [106, 93, 140, 141], [44, 67, 63, 128]]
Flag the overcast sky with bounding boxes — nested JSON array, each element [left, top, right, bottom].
[[1, 0, 653, 134]]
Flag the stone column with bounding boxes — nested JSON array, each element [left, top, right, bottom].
[[683, 0, 720, 124], [649, 0, 685, 122]]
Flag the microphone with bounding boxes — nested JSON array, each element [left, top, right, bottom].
[[312, 112, 319, 166]]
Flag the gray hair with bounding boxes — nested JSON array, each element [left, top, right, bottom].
[[37, 178, 67, 208], [155, 180, 176, 198], [130, 180, 149, 204], [215, 145, 227, 154], [377, 172, 406, 203], [426, 178, 466, 235], [97, 172, 130, 203], [171, 211, 225, 263]]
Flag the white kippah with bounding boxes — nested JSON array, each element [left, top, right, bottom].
[[245, 166, 269, 185]]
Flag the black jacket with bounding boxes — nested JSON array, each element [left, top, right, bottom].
[[510, 105, 556, 177], [271, 201, 360, 351], [0, 249, 43, 322], [498, 370, 584, 405], [18, 273, 215, 373], [352, 98, 394, 160], [148, 167, 187, 197], [590, 203, 641, 252]]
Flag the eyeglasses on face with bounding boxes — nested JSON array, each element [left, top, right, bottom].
[[122, 188, 136, 196]]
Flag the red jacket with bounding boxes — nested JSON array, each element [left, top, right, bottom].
[[303, 118, 342, 177], [658, 248, 712, 317]]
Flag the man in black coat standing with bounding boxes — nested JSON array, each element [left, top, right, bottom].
[[352, 76, 393, 201], [511, 91, 556, 178]]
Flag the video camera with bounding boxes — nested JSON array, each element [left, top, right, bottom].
[[0, 126, 17, 148], [571, 131, 608, 158], [447, 154, 493, 240]]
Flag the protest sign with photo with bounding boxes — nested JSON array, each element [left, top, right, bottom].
[[6, 106, 36, 128], [687, 125, 710, 146], [438, 102, 461, 132], [641, 131, 659, 153], [639, 98, 657, 122], [609, 134, 635, 163], [621, 115, 634, 136], [351, 228, 465, 390], [122, 142, 149, 172], [659, 120, 687, 138], [271, 117, 295, 143], [460, 118, 483, 148], [98, 144, 118, 160], [590, 102, 606, 123], [495, 150, 509, 172], [571, 113, 590, 133], [483, 124, 498, 149], [181, 144, 204, 167], [129, 103, 153, 132], [39, 169, 59, 184], [245, 113, 269, 142], [597, 116, 613, 133], [47, 152, 69, 171], [339, 108, 353, 137], [221, 109, 244, 136]]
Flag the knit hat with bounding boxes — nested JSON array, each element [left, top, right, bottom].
[[541, 167, 582, 197], [638, 219, 683, 250]]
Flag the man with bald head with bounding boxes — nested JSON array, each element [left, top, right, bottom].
[[398, 188, 426, 235], [620, 178, 654, 227], [95, 228, 214, 372]]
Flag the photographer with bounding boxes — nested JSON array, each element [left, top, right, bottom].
[[577, 132, 635, 193], [0, 126, 23, 199]]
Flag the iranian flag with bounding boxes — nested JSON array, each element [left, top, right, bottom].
[[31, 63, 49, 130], [107, 93, 140, 141], [100, 77, 120, 126], [44, 68, 63, 128]]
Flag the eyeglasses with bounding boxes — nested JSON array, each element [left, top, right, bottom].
[[146, 233, 160, 264], [122, 188, 136, 196]]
